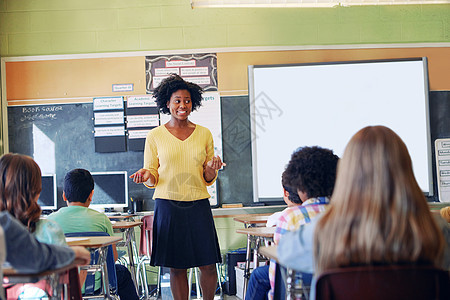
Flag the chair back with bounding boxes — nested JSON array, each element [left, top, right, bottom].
[[65, 232, 118, 295], [139, 215, 154, 256], [315, 265, 450, 300], [0, 226, 5, 299]]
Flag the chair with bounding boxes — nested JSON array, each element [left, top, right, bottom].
[[137, 215, 161, 298], [4, 267, 82, 300], [65, 232, 118, 299], [315, 265, 450, 300], [137, 215, 223, 299]]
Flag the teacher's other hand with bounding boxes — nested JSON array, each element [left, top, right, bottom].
[[206, 155, 226, 171], [130, 169, 152, 184]]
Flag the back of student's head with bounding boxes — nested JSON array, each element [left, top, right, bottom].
[[0, 153, 42, 232], [282, 146, 339, 204], [315, 125, 444, 274], [64, 169, 94, 203]]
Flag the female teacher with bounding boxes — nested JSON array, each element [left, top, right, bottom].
[[131, 74, 225, 300]]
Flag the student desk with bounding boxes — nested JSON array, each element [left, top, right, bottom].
[[112, 221, 143, 289], [66, 235, 122, 299], [3, 259, 84, 300], [235, 226, 275, 299], [233, 213, 271, 228], [106, 214, 137, 221]]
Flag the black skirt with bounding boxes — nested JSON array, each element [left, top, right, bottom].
[[150, 198, 222, 269]]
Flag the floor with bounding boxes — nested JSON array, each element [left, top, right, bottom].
[[147, 294, 240, 300], [221, 296, 240, 300]]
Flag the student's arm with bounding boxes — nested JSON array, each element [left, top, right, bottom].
[[277, 219, 317, 273], [0, 211, 89, 273]]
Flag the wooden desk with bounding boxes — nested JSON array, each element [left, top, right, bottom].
[[106, 214, 136, 220], [112, 221, 143, 290], [236, 226, 275, 299], [112, 221, 143, 229], [236, 227, 275, 238], [233, 214, 271, 227], [67, 235, 122, 299], [66, 236, 122, 248], [259, 245, 278, 261]]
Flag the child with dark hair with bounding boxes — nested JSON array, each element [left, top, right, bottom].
[[48, 169, 139, 300], [246, 146, 339, 300]]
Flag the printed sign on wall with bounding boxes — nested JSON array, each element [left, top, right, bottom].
[[145, 53, 218, 93]]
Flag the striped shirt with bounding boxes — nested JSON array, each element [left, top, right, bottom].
[[268, 197, 330, 300]]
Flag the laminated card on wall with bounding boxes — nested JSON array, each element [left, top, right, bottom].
[[126, 95, 160, 151], [93, 97, 126, 152], [435, 138, 450, 202]]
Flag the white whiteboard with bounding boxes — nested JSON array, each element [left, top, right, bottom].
[[249, 58, 432, 202]]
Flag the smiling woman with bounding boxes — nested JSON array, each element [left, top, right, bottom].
[[130, 74, 225, 300]]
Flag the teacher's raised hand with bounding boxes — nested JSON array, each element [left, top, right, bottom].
[[206, 155, 226, 170], [204, 155, 226, 182], [130, 168, 155, 185]]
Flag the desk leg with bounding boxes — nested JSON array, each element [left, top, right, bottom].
[[125, 228, 139, 292], [286, 268, 307, 300], [243, 234, 252, 300], [253, 237, 261, 270], [48, 273, 61, 300], [98, 247, 111, 299]]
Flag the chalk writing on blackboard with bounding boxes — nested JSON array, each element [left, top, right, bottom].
[[19, 105, 64, 122]]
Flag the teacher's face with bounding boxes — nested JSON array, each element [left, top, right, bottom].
[[167, 89, 192, 121]]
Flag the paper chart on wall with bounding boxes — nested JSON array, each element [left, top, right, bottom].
[[435, 138, 450, 202]]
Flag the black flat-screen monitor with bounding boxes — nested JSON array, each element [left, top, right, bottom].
[[38, 174, 57, 210], [90, 171, 129, 210], [248, 57, 432, 203]]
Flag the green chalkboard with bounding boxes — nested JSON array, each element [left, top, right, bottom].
[[8, 103, 153, 210], [9, 91, 448, 208], [7, 97, 257, 210]]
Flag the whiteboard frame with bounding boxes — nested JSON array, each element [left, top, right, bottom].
[[249, 57, 433, 202]]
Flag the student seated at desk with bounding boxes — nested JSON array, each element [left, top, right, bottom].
[[0, 154, 66, 246], [0, 211, 90, 298], [0, 153, 89, 299], [246, 146, 339, 300], [278, 126, 450, 300], [48, 169, 139, 300]]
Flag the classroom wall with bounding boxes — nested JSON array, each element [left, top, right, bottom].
[[1, 0, 450, 260], [0, 1, 450, 57]]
